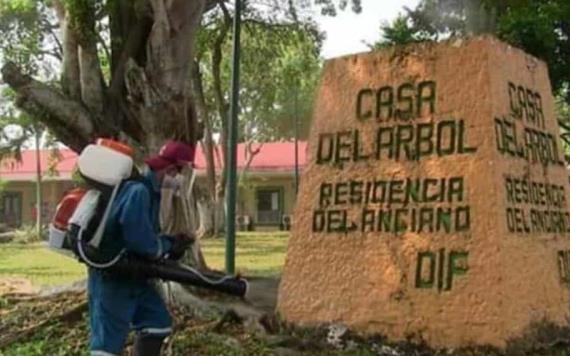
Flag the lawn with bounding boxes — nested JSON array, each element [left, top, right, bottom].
[[0, 232, 289, 288], [200, 231, 289, 277]]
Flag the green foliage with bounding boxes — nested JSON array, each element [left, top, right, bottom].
[[65, 0, 98, 44], [0, 0, 60, 74], [196, 6, 323, 142], [377, 0, 570, 104], [497, 1, 570, 101], [0, 0, 358, 154], [312, 0, 362, 16], [557, 90, 570, 155], [71, 166, 87, 187], [406, 0, 466, 37], [0, 88, 61, 178], [372, 15, 432, 48], [0, 178, 7, 194], [0, 113, 51, 178], [238, 22, 322, 141], [11, 224, 46, 244], [0, 88, 36, 159]]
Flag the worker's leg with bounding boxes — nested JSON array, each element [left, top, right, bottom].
[[88, 270, 136, 356], [132, 282, 172, 356], [133, 334, 167, 356]]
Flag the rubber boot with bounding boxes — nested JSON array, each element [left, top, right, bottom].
[[133, 335, 165, 356]]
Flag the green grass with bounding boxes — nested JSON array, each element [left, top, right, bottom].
[[0, 243, 86, 286], [0, 232, 289, 288], [202, 231, 289, 277]]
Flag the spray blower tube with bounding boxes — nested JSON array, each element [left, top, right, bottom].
[[109, 257, 248, 298]]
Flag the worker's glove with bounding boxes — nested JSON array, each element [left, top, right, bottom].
[[167, 233, 194, 260]]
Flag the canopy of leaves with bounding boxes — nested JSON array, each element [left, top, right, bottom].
[[497, 1, 570, 102], [195, 3, 323, 142], [376, 0, 570, 100], [0, 0, 64, 159], [371, 15, 431, 49], [237, 23, 322, 141], [0, 0, 60, 74], [0, 0, 360, 150], [0, 87, 39, 159]]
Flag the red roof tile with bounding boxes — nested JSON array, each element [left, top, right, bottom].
[[0, 149, 78, 180], [193, 141, 308, 171], [0, 141, 308, 180]]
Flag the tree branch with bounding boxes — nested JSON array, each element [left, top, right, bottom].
[[79, 48, 104, 112], [147, 0, 206, 95], [559, 119, 570, 133], [2, 62, 95, 151], [192, 59, 217, 199], [107, 2, 153, 143], [53, 0, 81, 100], [239, 141, 263, 185], [38, 50, 63, 62], [141, 0, 206, 145], [210, 1, 232, 191], [205, 0, 220, 13], [96, 32, 111, 71], [72, 0, 106, 114], [212, 0, 231, 127], [41, 18, 64, 60]]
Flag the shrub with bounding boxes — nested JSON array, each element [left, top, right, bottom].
[[12, 224, 46, 244]]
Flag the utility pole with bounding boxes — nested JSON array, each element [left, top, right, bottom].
[[225, 0, 242, 275], [34, 125, 42, 239], [294, 88, 299, 195]]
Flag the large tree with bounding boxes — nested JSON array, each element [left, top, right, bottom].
[[0, 0, 359, 250], [1, 0, 207, 153], [0, 0, 359, 154]]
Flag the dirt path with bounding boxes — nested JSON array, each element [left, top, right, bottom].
[[0, 277, 39, 296]]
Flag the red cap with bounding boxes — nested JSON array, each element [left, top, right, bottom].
[[145, 141, 196, 171]]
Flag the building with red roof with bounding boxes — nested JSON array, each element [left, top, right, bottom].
[[0, 142, 307, 229]]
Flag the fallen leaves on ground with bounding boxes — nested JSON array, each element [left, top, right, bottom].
[[1, 291, 570, 356]]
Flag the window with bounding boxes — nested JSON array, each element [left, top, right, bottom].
[[256, 188, 283, 224], [0, 192, 22, 227]]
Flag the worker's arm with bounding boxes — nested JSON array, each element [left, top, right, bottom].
[[118, 184, 172, 259]]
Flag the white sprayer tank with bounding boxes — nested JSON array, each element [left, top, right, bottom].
[[78, 144, 133, 185]]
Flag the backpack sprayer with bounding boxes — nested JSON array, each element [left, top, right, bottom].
[[48, 139, 248, 298]]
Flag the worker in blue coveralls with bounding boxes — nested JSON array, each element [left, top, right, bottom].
[[88, 140, 196, 356]]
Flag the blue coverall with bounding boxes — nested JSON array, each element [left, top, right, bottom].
[[88, 169, 174, 356]]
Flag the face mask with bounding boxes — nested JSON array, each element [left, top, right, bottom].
[[162, 174, 181, 192]]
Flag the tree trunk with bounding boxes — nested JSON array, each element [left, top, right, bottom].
[[1, 1, 215, 307], [2, 2, 215, 315], [191, 59, 218, 236], [197, 196, 214, 234], [238, 141, 262, 186], [211, 2, 232, 198], [53, 0, 81, 100], [34, 127, 43, 239], [2, 0, 207, 152]]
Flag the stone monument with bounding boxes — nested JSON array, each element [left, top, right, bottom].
[[277, 36, 570, 348]]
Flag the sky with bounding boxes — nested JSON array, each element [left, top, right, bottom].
[[313, 0, 420, 59]]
